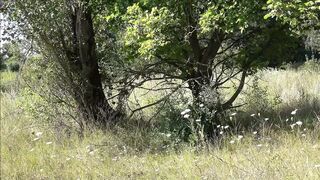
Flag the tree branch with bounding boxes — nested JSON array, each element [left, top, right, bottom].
[[221, 69, 247, 110]]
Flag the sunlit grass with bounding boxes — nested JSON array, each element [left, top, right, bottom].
[[1, 63, 320, 179], [2, 122, 320, 179], [0, 71, 17, 92], [2, 90, 320, 179]]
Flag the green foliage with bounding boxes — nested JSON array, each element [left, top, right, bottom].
[[8, 63, 20, 71], [123, 4, 178, 60], [18, 54, 78, 128], [237, 25, 300, 69], [244, 75, 282, 114], [0, 61, 7, 71], [264, 0, 320, 34], [199, 0, 264, 34], [153, 89, 193, 142], [0, 43, 23, 72], [120, 0, 304, 80]]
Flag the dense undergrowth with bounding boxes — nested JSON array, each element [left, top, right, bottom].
[[1, 61, 320, 179]]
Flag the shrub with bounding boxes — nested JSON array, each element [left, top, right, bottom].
[[244, 75, 282, 114], [8, 63, 20, 72], [0, 62, 7, 71]]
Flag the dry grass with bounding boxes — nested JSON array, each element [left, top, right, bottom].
[[2, 103, 320, 179], [1, 63, 320, 179]]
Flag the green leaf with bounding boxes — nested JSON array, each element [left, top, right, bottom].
[[264, 13, 272, 19]]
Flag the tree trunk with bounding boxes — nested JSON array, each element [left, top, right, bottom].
[[72, 6, 119, 126]]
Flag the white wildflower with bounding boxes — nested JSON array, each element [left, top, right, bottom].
[[290, 123, 296, 129], [181, 109, 191, 115], [264, 118, 269, 121], [296, 121, 303, 126], [166, 134, 171, 137], [46, 142, 53, 145], [237, 135, 243, 140], [219, 131, 224, 135], [183, 114, 190, 119], [291, 109, 298, 115], [231, 112, 237, 116], [32, 137, 40, 141], [199, 104, 204, 108], [35, 132, 43, 137], [224, 125, 229, 129], [250, 114, 255, 117], [195, 119, 201, 122], [253, 131, 258, 135], [230, 140, 235, 144]]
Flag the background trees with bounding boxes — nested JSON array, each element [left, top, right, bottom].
[[0, 43, 23, 71], [264, 0, 319, 33]]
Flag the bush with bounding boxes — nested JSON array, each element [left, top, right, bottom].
[[8, 63, 20, 72], [0, 62, 7, 71], [244, 75, 282, 114], [300, 58, 320, 72], [19, 55, 81, 133]]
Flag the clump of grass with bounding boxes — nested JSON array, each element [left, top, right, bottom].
[[0, 71, 17, 92]]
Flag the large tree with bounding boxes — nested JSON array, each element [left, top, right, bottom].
[[3, 0, 120, 126], [120, 0, 302, 136]]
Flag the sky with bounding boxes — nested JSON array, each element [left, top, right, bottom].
[[0, 11, 31, 57], [0, 11, 25, 51], [0, 12, 10, 48]]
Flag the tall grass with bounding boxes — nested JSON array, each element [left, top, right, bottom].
[[249, 61, 320, 116], [0, 71, 17, 92], [1, 62, 320, 179]]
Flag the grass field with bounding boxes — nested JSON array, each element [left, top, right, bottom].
[[1, 61, 320, 179]]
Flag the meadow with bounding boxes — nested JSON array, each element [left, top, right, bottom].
[[1, 61, 320, 179]]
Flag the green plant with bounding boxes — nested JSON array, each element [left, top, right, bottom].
[[8, 63, 20, 72], [0, 71, 17, 92], [245, 75, 276, 113]]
